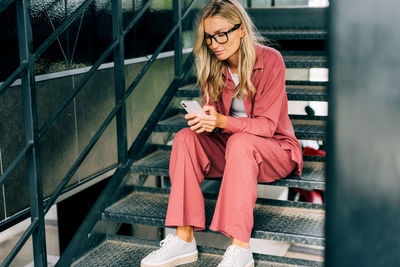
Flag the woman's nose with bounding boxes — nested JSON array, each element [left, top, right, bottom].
[[209, 40, 220, 50]]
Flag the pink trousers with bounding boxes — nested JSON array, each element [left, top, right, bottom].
[[165, 128, 297, 243]]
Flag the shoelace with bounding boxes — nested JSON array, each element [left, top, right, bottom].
[[218, 245, 242, 267], [151, 234, 177, 256]]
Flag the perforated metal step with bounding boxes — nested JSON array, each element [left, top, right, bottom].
[[72, 235, 323, 267], [102, 186, 325, 246], [260, 29, 327, 40], [130, 149, 325, 190], [281, 51, 327, 68], [154, 114, 327, 141], [176, 81, 328, 102]]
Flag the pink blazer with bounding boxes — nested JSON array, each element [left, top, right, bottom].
[[201, 43, 303, 176]]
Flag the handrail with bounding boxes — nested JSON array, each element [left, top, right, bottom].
[[0, 0, 199, 265], [38, 0, 153, 138], [56, 52, 195, 267], [0, 0, 15, 14], [0, 143, 32, 187], [0, 61, 27, 96], [127, 54, 194, 162], [44, 103, 122, 213], [44, 0, 197, 214], [0, 0, 153, 226], [38, 38, 119, 138], [0, 218, 39, 267], [126, 0, 198, 97]]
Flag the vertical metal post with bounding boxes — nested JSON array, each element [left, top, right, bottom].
[[247, 0, 252, 8], [16, 0, 47, 266], [271, 0, 275, 7], [173, 0, 182, 77], [112, 0, 128, 164]]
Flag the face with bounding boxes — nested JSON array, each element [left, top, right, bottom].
[[203, 15, 245, 63]]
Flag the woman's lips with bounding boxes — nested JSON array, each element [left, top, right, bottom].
[[214, 50, 223, 55]]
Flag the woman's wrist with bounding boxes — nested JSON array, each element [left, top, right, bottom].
[[216, 113, 227, 129]]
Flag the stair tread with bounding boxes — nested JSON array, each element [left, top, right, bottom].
[[131, 149, 325, 190], [73, 235, 323, 267], [260, 29, 327, 40], [154, 114, 327, 141], [177, 82, 327, 101], [103, 186, 325, 246]]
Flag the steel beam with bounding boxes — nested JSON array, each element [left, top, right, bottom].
[[16, 0, 47, 266], [112, 0, 128, 165]]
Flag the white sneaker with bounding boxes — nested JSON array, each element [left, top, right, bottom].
[[217, 244, 255, 267], [141, 234, 198, 267]]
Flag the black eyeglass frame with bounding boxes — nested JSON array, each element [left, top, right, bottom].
[[203, 24, 242, 46]]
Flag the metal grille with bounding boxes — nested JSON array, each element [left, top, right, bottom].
[[73, 235, 323, 267], [103, 188, 325, 246]]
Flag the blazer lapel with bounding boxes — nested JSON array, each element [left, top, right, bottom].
[[221, 83, 234, 116], [243, 91, 253, 118]]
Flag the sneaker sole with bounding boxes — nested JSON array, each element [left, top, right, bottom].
[[141, 250, 198, 267]]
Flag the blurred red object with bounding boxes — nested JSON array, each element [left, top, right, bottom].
[[302, 146, 326, 157], [292, 146, 326, 204], [294, 188, 323, 204]]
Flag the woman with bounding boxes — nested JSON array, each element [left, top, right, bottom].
[[141, 0, 303, 266]]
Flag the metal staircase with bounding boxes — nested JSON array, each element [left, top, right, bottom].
[[70, 5, 328, 267], [0, 1, 329, 266]]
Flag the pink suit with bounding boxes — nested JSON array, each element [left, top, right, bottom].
[[165, 44, 303, 243]]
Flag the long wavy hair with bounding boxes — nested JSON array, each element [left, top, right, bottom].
[[193, 0, 266, 105]]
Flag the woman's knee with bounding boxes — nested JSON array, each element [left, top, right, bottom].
[[173, 128, 197, 146], [225, 133, 268, 164], [225, 133, 256, 154]]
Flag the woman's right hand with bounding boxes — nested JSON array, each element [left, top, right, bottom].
[[185, 113, 204, 133], [185, 107, 221, 133]]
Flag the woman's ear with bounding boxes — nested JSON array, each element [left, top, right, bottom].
[[240, 25, 245, 38]]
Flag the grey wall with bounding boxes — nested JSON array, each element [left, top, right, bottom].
[[0, 51, 188, 223], [327, 0, 400, 266]]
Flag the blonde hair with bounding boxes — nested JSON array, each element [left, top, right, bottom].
[[193, 0, 266, 105]]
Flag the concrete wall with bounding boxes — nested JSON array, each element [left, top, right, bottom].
[[0, 49, 191, 223]]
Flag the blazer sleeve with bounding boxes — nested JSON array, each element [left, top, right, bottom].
[[220, 53, 286, 138]]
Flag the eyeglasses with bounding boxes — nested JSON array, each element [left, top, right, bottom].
[[203, 24, 241, 46]]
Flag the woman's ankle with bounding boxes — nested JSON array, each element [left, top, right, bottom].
[[232, 238, 250, 249], [176, 225, 194, 242]]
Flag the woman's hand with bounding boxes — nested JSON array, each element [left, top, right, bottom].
[[184, 105, 221, 133]]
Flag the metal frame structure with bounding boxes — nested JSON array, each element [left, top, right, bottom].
[[0, 0, 198, 265]]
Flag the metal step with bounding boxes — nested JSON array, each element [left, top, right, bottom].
[[154, 114, 327, 141], [155, 144, 325, 162], [246, 7, 327, 31], [102, 186, 325, 246], [72, 234, 323, 267], [176, 81, 327, 102], [130, 149, 325, 190], [286, 80, 328, 101], [282, 51, 327, 68], [260, 29, 327, 40]]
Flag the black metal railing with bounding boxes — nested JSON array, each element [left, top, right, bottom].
[[0, 0, 198, 266]]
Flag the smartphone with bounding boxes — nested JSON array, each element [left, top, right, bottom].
[[180, 100, 206, 115]]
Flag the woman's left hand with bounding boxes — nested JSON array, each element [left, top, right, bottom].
[[185, 105, 219, 133]]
